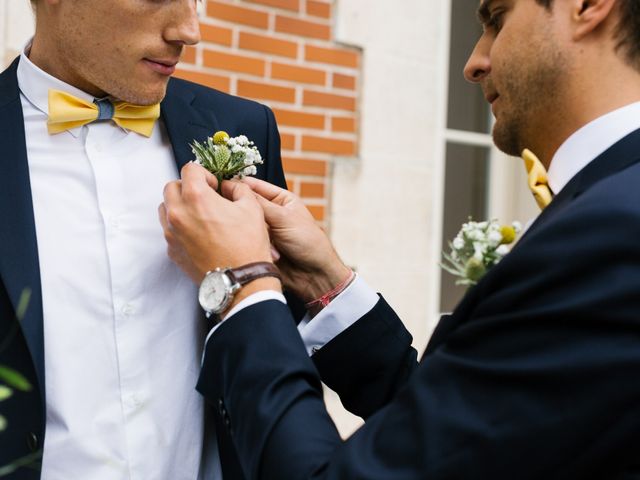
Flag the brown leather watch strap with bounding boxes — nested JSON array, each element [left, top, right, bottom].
[[226, 262, 281, 287]]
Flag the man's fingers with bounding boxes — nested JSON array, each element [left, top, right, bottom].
[[162, 180, 182, 205], [243, 177, 290, 204], [270, 245, 281, 262], [180, 162, 223, 203], [221, 180, 254, 203], [158, 203, 168, 230], [205, 172, 219, 191], [181, 162, 211, 185], [253, 191, 284, 224]]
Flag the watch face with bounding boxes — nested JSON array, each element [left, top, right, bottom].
[[198, 270, 230, 313]]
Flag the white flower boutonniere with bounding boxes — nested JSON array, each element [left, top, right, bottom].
[[191, 131, 263, 191], [441, 219, 522, 286]]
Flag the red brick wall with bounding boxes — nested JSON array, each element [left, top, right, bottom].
[[174, 0, 362, 223]]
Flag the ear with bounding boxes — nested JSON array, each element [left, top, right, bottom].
[[571, 0, 617, 41]]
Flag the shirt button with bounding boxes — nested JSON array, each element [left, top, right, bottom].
[[311, 346, 320, 355], [109, 217, 120, 229], [122, 303, 135, 316]]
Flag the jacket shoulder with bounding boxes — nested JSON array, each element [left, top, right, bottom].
[[167, 76, 272, 114]]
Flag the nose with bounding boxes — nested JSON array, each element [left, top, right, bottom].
[[463, 35, 491, 83], [165, 0, 201, 46]]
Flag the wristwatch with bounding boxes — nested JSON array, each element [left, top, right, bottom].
[[198, 262, 281, 317]]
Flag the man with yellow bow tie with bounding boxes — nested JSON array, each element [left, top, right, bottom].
[[159, 0, 640, 478], [0, 1, 287, 479]]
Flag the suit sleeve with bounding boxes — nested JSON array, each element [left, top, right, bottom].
[[198, 191, 640, 479], [312, 296, 418, 418]]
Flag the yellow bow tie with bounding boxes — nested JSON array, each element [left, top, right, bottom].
[[522, 148, 553, 210], [47, 89, 160, 137]]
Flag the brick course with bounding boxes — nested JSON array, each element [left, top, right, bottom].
[[176, 0, 361, 222]]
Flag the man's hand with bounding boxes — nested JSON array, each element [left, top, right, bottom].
[[159, 164, 280, 304], [242, 177, 351, 303]]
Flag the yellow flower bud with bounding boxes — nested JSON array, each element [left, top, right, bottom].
[[213, 131, 230, 145], [500, 225, 516, 245]]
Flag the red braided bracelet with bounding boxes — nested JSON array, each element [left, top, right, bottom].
[[305, 270, 356, 310]]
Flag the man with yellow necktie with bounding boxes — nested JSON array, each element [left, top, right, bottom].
[[0, 1, 288, 479], [159, 0, 640, 477]]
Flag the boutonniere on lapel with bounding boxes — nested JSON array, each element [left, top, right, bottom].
[[441, 219, 522, 286], [191, 131, 263, 192]]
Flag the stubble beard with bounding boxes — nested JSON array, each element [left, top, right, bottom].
[[491, 36, 569, 157]]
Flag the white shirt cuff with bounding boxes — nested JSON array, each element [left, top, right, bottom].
[[297, 275, 378, 356], [203, 290, 287, 347]]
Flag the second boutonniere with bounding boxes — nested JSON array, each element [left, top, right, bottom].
[[191, 131, 263, 190], [441, 218, 522, 286]]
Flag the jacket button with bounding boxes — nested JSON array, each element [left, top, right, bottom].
[[217, 398, 224, 416], [26, 432, 38, 452]]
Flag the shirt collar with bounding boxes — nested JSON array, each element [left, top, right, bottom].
[[17, 45, 125, 138], [547, 101, 640, 194]]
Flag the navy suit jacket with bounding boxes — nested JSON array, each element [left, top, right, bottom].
[[0, 57, 286, 479], [198, 127, 640, 479]]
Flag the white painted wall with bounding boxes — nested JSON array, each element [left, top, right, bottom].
[[331, 0, 449, 351], [0, 0, 34, 68], [323, 0, 451, 436]]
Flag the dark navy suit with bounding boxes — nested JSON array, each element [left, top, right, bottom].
[[0, 57, 286, 479], [198, 128, 640, 479]]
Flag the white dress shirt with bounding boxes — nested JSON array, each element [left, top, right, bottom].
[[18, 51, 220, 479], [222, 102, 640, 352]]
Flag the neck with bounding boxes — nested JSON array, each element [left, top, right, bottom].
[[531, 63, 640, 169]]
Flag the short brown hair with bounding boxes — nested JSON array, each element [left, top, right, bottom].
[[536, 0, 640, 70]]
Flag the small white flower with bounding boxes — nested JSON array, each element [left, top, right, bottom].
[[441, 217, 521, 286], [512, 221, 523, 233], [473, 244, 485, 261], [488, 230, 503, 246], [469, 230, 484, 241]]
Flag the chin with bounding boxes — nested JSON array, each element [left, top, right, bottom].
[[491, 122, 522, 157], [121, 84, 167, 105]]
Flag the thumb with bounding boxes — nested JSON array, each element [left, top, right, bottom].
[[205, 172, 219, 191], [254, 192, 285, 227], [221, 180, 253, 202]]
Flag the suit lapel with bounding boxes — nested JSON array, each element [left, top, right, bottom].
[[426, 127, 640, 354], [0, 58, 45, 396], [161, 79, 221, 171]]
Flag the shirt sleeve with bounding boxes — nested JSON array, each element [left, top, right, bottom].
[[297, 275, 379, 356], [203, 276, 378, 357]]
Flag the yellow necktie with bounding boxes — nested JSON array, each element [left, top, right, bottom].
[[47, 89, 160, 137], [522, 148, 553, 210]]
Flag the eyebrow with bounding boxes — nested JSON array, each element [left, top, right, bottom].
[[477, 0, 495, 25]]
